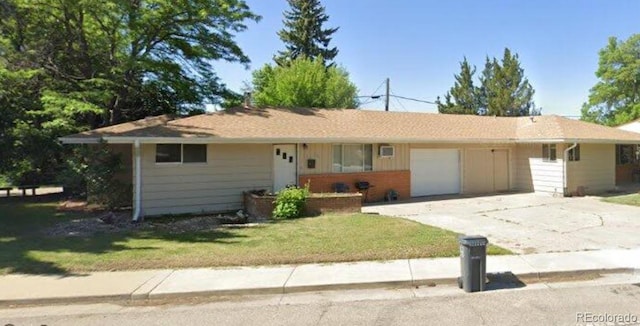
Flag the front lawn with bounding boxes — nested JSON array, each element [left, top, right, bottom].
[[0, 200, 511, 275], [602, 193, 640, 207]]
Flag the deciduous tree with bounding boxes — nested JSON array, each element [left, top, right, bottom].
[[252, 56, 357, 108], [0, 0, 259, 184], [581, 34, 640, 126]]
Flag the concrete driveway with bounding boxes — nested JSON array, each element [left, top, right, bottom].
[[363, 193, 640, 254]]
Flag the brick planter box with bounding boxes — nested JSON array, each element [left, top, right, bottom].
[[243, 192, 362, 219]]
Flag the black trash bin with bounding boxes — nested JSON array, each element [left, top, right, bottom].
[[457, 235, 488, 293]]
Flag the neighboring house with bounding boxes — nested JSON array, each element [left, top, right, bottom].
[[60, 108, 640, 219], [616, 119, 640, 184]]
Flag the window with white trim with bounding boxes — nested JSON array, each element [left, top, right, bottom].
[[332, 144, 373, 173], [156, 144, 207, 163], [542, 144, 557, 162]]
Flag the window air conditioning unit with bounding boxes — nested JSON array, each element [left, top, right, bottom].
[[379, 145, 395, 158]]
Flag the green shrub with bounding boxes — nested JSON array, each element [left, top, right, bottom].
[[272, 184, 310, 219]]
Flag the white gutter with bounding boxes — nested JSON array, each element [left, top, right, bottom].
[[132, 139, 142, 222], [563, 142, 578, 195]]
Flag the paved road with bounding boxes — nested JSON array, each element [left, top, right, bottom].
[[2, 275, 639, 326], [364, 193, 640, 254]]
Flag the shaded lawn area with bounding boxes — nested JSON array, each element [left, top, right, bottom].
[[0, 199, 511, 275], [602, 193, 640, 207]]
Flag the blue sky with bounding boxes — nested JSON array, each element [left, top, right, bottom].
[[214, 0, 639, 116]]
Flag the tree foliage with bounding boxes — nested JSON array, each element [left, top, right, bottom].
[[58, 142, 130, 209], [0, 0, 259, 184], [437, 58, 478, 115], [438, 48, 537, 116], [252, 56, 358, 108], [581, 34, 640, 126], [275, 0, 338, 66]]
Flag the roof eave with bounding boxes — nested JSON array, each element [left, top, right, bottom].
[[59, 136, 640, 145]]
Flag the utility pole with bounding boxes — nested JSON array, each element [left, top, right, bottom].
[[385, 78, 390, 111]]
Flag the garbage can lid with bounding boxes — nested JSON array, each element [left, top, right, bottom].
[[458, 235, 488, 246]]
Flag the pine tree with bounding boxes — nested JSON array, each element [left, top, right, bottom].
[[275, 0, 339, 66], [440, 49, 535, 116], [437, 57, 479, 115], [480, 49, 535, 116]]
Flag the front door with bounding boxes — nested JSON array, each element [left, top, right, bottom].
[[273, 144, 297, 192]]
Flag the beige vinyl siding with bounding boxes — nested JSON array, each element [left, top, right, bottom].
[[140, 143, 272, 216], [514, 143, 564, 195], [375, 143, 409, 171], [298, 143, 409, 174], [566, 144, 615, 194]]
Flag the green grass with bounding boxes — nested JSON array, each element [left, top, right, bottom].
[[0, 200, 511, 275], [602, 193, 640, 207]]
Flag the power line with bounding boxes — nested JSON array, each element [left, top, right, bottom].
[[390, 89, 408, 112], [389, 94, 438, 105], [356, 94, 383, 99], [356, 78, 389, 99], [358, 97, 382, 107]]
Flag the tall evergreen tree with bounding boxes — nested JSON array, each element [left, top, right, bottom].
[[437, 57, 479, 115], [480, 49, 535, 116], [275, 0, 339, 66], [440, 48, 536, 117]]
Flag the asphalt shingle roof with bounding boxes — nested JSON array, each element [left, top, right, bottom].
[[61, 107, 640, 144]]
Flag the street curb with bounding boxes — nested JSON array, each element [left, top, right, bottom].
[[2, 267, 636, 307], [148, 286, 286, 301], [135, 267, 639, 300], [282, 280, 415, 294], [0, 294, 131, 307]]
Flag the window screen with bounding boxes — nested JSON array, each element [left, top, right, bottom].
[[156, 144, 181, 163], [183, 144, 207, 163]]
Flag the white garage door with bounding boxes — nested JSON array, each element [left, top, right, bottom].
[[410, 149, 460, 197]]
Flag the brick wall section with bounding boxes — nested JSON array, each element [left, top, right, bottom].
[[243, 192, 275, 219], [299, 170, 411, 202], [243, 192, 362, 219]]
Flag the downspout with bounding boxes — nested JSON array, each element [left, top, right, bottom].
[[563, 142, 578, 196], [132, 139, 142, 222]]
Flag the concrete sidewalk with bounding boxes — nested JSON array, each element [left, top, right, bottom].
[[1, 248, 639, 306]]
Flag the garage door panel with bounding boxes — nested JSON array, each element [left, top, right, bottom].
[[410, 149, 460, 197], [465, 149, 509, 193], [493, 150, 509, 191]]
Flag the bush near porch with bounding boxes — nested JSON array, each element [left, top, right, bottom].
[[0, 199, 511, 275]]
